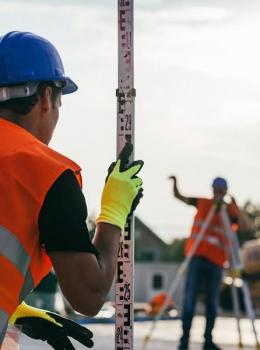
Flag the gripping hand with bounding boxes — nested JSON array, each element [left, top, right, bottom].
[[9, 302, 93, 349], [96, 144, 144, 231]]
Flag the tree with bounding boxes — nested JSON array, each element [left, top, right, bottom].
[[167, 238, 186, 262]]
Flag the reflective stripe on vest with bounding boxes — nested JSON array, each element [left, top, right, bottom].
[[193, 219, 224, 235], [203, 235, 224, 250], [0, 224, 35, 338], [0, 224, 36, 303], [210, 225, 224, 235], [193, 219, 203, 227], [190, 232, 225, 251], [0, 225, 31, 276], [19, 270, 34, 302], [0, 310, 9, 343]]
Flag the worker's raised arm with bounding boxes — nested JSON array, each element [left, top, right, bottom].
[[168, 175, 191, 204]]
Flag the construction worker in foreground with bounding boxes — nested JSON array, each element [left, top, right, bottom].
[[169, 176, 245, 350], [0, 31, 143, 349]]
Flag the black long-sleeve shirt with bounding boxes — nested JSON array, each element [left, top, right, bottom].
[[38, 170, 98, 255]]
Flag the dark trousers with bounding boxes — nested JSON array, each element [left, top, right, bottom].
[[181, 257, 223, 343]]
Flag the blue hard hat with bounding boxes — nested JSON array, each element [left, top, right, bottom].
[[0, 31, 77, 95], [212, 177, 228, 189]]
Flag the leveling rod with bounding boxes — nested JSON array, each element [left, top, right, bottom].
[[115, 1, 135, 350]]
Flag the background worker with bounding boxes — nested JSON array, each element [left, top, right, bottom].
[[169, 176, 244, 350], [0, 31, 143, 349]]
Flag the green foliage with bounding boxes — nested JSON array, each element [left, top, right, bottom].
[[167, 238, 186, 262], [239, 201, 260, 245]]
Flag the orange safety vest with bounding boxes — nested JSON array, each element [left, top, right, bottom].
[[0, 119, 82, 341], [185, 198, 239, 268]]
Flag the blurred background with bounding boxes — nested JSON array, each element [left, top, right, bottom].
[[1, 2, 260, 349], [1, 0, 260, 242], [2, 1, 260, 344]]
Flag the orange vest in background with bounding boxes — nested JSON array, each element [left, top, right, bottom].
[[0, 119, 82, 339], [185, 198, 239, 267]]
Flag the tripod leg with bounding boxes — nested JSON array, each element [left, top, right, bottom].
[[241, 281, 260, 350], [220, 207, 260, 349], [230, 280, 243, 348]]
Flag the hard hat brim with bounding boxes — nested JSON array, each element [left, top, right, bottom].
[[62, 77, 78, 95]]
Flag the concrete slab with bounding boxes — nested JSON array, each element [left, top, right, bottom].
[[18, 316, 260, 349]]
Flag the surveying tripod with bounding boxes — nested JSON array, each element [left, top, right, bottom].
[[143, 204, 260, 350], [220, 207, 260, 349]]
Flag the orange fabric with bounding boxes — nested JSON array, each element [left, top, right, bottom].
[[148, 292, 174, 316], [185, 198, 239, 267], [150, 292, 174, 308], [0, 119, 81, 316]]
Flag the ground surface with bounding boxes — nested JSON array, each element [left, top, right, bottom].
[[16, 315, 260, 349]]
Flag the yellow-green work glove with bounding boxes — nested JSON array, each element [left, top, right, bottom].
[[9, 302, 93, 349], [96, 145, 144, 231]]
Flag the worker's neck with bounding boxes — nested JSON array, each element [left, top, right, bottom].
[[0, 111, 41, 141]]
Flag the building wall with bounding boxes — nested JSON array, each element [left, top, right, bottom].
[[107, 262, 185, 309], [135, 219, 169, 261]]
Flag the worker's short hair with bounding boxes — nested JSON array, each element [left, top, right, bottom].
[[0, 81, 61, 115]]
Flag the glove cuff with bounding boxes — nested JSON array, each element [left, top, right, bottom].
[[9, 302, 62, 327], [96, 209, 125, 232]]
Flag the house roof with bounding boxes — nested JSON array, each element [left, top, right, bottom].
[[135, 216, 169, 248]]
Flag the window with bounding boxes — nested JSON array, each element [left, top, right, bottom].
[[152, 274, 163, 290]]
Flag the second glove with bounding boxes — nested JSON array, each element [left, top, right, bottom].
[[9, 302, 93, 349]]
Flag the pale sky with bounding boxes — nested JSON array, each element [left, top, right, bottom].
[[1, 0, 260, 243]]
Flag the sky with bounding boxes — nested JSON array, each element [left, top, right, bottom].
[[1, 0, 260, 243]]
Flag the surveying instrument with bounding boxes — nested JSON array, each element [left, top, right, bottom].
[[142, 203, 260, 350]]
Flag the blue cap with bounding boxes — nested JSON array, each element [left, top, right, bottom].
[[212, 177, 228, 189], [0, 31, 77, 95]]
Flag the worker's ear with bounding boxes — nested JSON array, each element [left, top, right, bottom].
[[39, 86, 52, 115]]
